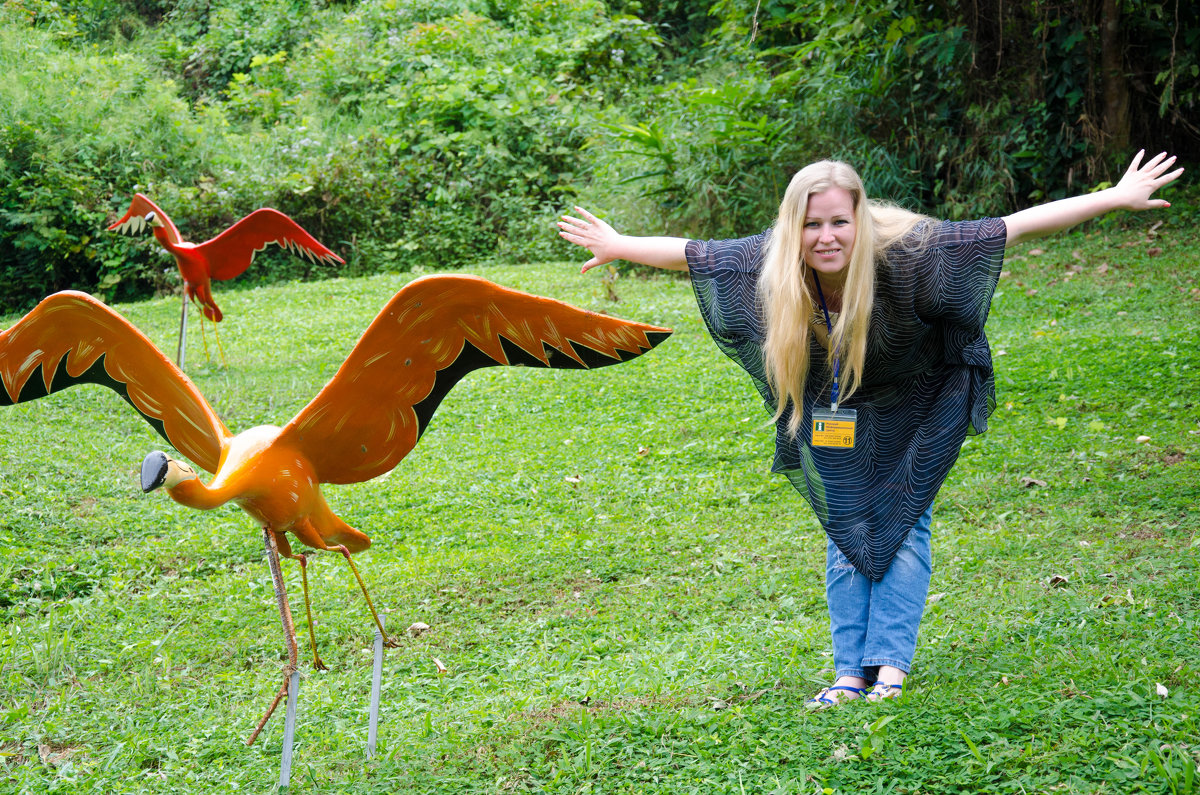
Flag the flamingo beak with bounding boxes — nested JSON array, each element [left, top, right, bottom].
[[141, 452, 199, 491], [141, 451, 170, 492]]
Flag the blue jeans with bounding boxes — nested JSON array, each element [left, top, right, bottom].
[[825, 506, 933, 682]]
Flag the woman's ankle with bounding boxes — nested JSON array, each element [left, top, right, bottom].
[[876, 665, 907, 686]]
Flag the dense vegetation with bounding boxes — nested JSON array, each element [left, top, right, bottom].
[[2, 0, 1198, 311]]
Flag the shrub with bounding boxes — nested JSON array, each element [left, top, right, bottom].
[[0, 14, 219, 310]]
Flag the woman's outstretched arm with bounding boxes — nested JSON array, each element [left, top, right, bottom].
[[558, 207, 690, 273], [1004, 150, 1184, 247]]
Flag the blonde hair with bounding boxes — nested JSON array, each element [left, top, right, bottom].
[[759, 161, 929, 436]]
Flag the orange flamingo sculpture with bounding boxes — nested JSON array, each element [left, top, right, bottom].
[[0, 276, 670, 743], [107, 193, 344, 367]]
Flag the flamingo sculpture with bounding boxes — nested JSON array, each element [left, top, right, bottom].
[[0, 276, 670, 743], [107, 193, 344, 367]]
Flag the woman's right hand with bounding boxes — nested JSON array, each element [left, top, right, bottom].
[[558, 206, 621, 273], [557, 206, 692, 273]]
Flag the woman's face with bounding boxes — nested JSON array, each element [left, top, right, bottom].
[[802, 187, 857, 285]]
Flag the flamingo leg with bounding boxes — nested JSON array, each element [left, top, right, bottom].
[[330, 545, 400, 649], [197, 308, 214, 365], [246, 527, 300, 747], [195, 311, 229, 368], [212, 318, 229, 368], [273, 534, 328, 671]]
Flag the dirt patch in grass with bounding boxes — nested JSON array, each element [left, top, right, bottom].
[[515, 693, 699, 728], [1161, 450, 1186, 466], [72, 497, 99, 517], [37, 741, 82, 768], [1127, 525, 1165, 540]]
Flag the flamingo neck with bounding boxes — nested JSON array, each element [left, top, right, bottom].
[[166, 476, 231, 511], [151, 227, 176, 249]]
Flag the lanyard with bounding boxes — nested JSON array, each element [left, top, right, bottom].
[[811, 275, 841, 411]]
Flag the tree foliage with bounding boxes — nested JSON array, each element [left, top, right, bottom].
[[609, 0, 1200, 232], [0, 0, 1196, 312]]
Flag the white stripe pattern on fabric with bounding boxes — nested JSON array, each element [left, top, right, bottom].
[[685, 218, 1007, 580]]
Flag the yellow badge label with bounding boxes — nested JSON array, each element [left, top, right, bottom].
[[812, 408, 856, 449]]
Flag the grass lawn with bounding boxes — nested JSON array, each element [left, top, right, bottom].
[[1, 218, 1198, 793]]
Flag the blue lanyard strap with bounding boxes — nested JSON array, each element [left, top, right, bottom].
[[812, 275, 841, 411]]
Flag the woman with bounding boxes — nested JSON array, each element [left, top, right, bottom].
[[557, 151, 1182, 708]]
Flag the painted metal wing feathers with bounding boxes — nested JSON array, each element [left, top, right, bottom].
[[280, 274, 672, 485], [199, 208, 344, 281], [0, 292, 229, 472]]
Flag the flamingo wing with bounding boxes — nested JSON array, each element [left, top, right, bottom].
[[107, 193, 183, 246], [198, 208, 344, 281], [0, 292, 230, 472], [278, 274, 672, 485]]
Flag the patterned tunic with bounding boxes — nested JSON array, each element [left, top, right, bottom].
[[685, 218, 1008, 580]]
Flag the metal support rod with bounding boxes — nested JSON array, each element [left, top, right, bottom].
[[367, 617, 384, 758], [176, 296, 188, 369], [279, 670, 301, 788]]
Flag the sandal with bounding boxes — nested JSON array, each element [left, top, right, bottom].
[[805, 685, 866, 710], [865, 682, 903, 702]]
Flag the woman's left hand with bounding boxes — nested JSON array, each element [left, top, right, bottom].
[[1113, 150, 1185, 210], [1005, 148, 1184, 246]]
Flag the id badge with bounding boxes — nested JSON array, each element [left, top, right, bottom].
[[812, 407, 857, 449]]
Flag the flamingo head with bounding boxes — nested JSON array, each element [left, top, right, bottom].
[[140, 451, 198, 492], [108, 209, 165, 235]]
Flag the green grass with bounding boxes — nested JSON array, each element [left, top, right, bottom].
[[1, 220, 1198, 793]]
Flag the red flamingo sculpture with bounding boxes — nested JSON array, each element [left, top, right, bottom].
[[0, 276, 670, 743], [107, 193, 344, 367]]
